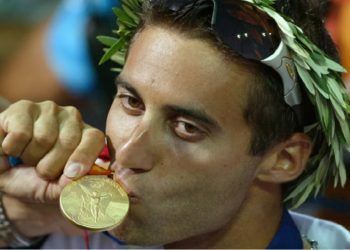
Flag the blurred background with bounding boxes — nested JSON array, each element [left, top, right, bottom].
[[0, 0, 349, 231], [0, 0, 59, 66]]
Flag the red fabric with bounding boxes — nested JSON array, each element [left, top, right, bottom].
[[99, 145, 111, 161], [83, 230, 90, 249]]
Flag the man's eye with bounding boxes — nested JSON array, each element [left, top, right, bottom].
[[172, 120, 205, 142], [117, 95, 145, 113]]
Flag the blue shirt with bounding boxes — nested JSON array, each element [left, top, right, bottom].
[[267, 209, 303, 249]]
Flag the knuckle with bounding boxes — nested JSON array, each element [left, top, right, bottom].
[[40, 101, 58, 114], [59, 135, 80, 151], [64, 106, 82, 121], [36, 165, 59, 181], [34, 134, 56, 148], [12, 130, 31, 142], [16, 100, 36, 112], [16, 99, 33, 107], [6, 100, 37, 119], [1, 144, 15, 156], [86, 128, 104, 141]]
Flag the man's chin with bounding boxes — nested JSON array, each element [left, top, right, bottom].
[[110, 223, 161, 247]]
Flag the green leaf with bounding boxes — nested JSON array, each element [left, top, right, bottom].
[[123, 0, 141, 11], [263, 8, 294, 38], [329, 95, 345, 121], [295, 65, 316, 95], [111, 52, 126, 65], [111, 67, 123, 72], [287, 42, 309, 59], [313, 80, 330, 100], [292, 183, 314, 209], [284, 175, 313, 202], [325, 57, 346, 73], [315, 93, 328, 129], [338, 118, 350, 145], [315, 155, 329, 184], [311, 52, 326, 66], [122, 4, 140, 23], [331, 115, 336, 140], [332, 137, 340, 166], [338, 154, 347, 186], [305, 56, 329, 77], [328, 78, 346, 108], [294, 55, 310, 70], [99, 37, 127, 65], [113, 7, 134, 26], [96, 36, 119, 47], [296, 34, 315, 52]]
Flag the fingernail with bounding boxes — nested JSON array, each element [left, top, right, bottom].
[[64, 163, 84, 178]]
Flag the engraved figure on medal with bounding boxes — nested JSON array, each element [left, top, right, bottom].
[[78, 182, 112, 224]]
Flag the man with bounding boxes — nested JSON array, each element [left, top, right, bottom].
[[0, 0, 350, 248]]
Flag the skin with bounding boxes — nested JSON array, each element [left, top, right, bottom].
[[0, 25, 312, 248], [106, 26, 312, 248]]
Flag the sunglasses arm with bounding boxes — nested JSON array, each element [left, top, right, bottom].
[[262, 42, 302, 107]]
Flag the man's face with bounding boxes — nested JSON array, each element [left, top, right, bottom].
[[106, 26, 262, 246]]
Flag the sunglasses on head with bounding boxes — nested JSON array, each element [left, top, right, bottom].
[[150, 0, 304, 125]]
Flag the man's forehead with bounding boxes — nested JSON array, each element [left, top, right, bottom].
[[125, 26, 252, 93]]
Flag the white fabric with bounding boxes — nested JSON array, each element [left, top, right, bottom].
[[41, 212, 350, 249], [290, 211, 350, 249]]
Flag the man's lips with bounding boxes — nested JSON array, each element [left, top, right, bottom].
[[88, 163, 140, 202], [112, 168, 141, 202]]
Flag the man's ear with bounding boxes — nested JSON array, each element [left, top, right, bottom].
[[256, 133, 313, 183]]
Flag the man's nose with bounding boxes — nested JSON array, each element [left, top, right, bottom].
[[115, 122, 157, 173]]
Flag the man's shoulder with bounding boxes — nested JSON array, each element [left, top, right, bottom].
[[290, 211, 350, 249]]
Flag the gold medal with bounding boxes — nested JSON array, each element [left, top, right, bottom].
[[60, 175, 129, 231]]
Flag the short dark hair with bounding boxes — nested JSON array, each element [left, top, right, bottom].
[[129, 0, 337, 156]]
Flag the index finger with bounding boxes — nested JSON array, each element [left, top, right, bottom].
[[1, 113, 34, 157], [63, 125, 105, 179]]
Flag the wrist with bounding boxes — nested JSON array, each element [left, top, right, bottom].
[[0, 193, 47, 247], [3, 194, 83, 237], [2, 195, 57, 237]]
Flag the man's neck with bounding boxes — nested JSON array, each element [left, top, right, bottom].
[[165, 181, 283, 249]]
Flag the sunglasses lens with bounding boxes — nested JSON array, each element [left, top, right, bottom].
[[150, 0, 281, 61], [212, 0, 281, 60]]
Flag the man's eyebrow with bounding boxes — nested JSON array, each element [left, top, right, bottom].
[[114, 76, 141, 99], [164, 105, 220, 129], [114, 76, 219, 129]]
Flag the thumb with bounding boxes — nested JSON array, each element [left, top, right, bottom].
[[0, 167, 64, 202]]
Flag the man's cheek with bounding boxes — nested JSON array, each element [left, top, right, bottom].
[[107, 112, 139, 141]]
